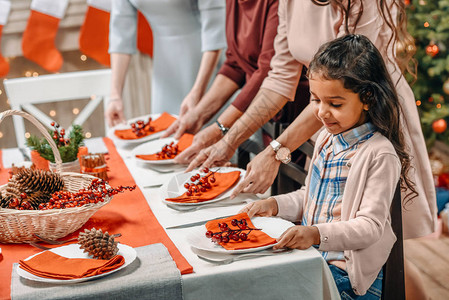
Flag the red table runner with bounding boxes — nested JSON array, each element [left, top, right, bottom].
[[0, 138, 193, 299]]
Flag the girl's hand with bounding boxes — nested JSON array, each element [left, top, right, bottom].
[[105, 98, 125, 127], [239, 197, 278, 218], [273, 226, 320, 250], [174, 124, 222, 164]]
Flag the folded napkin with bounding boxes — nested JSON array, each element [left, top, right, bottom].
[[135, 133, 194, 161], [206, 213, 277, 250], [165, 171, 240, 203], [114, 112, 176, 140], [19, 251, 125, 280]]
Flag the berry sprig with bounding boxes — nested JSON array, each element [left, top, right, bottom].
[[155, 141, 179, 159], [130, 117, 154, 137], [183, 167, 216, 196], [50, 122, 69, 147], [7, 178, 136, 210], [205, 218, 261, 244]]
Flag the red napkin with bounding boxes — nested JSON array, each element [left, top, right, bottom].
[[19, 251, 125, 280], [114, 112, 176, 140], [165, 171, 241, 203], [135, 133, 194, 160], [206, 213, 277, 250]]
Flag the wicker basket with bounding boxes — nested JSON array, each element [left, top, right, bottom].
[[0, 110, 112, 243]]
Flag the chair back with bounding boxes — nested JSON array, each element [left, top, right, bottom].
[[4, 69, 111, 147], [382, 182, 405, 300]]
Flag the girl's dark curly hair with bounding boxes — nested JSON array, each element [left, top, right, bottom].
[[308, 34, 417, 202], [313, 0, 417, 81]]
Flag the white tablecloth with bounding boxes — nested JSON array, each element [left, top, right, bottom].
[[3, 138, 341, 300]]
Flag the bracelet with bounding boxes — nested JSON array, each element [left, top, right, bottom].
[[215, 120, 229, 136]]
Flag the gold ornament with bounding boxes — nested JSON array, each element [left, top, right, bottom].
[[443, 79, 449, 95]]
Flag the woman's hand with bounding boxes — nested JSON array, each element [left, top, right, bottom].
[[105, 98, 126, 127], [174, 124, 222, 164], [239, 197, 278, 218], [231, 147, 281, 198], [162, 91, 203, 139], [185, 138, 236, 172], [273, 226, 320, 250]]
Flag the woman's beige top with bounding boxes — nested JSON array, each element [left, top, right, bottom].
[[262, 0, 436, 240]]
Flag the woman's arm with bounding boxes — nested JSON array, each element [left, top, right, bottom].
[[105, 53, 131, 127]]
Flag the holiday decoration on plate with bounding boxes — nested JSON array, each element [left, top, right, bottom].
[[135, 134, 194, 161], [205, 213, 277, 251], [78, 228, 120, 260], [0, 0, 11, 77], [26, 122, 85, 164], [79, 0, 111, 66], [165, 169, 241, 203], [22, 0, 68, 72], [205, 218, 261, 244], [113, 112, 177, 140]]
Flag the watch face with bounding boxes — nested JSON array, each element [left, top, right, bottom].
[[276, 147, 291, 164]]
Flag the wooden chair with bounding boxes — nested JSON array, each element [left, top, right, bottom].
[[3, 69, 111, 147], [382, 182, 405, 300]]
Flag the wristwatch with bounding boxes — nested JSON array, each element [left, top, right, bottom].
[[215, 120, 229, 136], [270, 140, 291, 164]]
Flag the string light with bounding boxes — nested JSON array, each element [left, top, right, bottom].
[[80, 55, 87, 61], [32, 72, 39, 77], [6, 99, 10, 105], [49, 110, 56, 117], [25, 132, 30, 138], [25, 71, 32, 77], [416, 100, 421, 106], [72, 108, 80, 115], [424, 21, 430, 27], [0, 90, 2, 95], [85, 132, 92, 138], [0, 132, 3, 138], [436, 103, 442, 109]]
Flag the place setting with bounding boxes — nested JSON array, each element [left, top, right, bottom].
[[107, 112, 177, 148], [186, 212, 296, 265]]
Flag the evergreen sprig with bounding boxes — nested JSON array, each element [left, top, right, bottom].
[[26, 124, 85, 163]]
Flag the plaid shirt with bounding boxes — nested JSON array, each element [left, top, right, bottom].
[[303, 122, 376, 261]]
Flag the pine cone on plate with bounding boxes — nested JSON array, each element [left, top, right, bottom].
[[78, 228, 119, 259]]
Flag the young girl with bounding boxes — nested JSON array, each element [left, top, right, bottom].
[[240, 34, 416, 299]]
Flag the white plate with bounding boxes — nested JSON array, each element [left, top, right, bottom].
[[107, 113, 176, 146], [131, 137, 179, 165], [17, 243, 137, 284], [161, 167, 245, 206], [187, 217, 295, 254]]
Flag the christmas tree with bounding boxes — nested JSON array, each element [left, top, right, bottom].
[[406, 0, 449, 147]]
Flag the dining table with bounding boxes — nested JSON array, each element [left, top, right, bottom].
[[0, 136, 340, 300]]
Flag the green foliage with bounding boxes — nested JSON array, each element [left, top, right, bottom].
[[407, 0, 449, 146], [26, 125, 85, 163]]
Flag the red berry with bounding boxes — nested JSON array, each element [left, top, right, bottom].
[[231, 219, 238, 226], [221, 236, 229, 243], [210, 177, 216, 183], [51, 122, 55, 126], [9, 198, 20, 208], [239, 233, 248, 241], [20, 192, 27, 199], [184, 183, 190, 189], [205, 230, 213, 238], [202, 167, 209, 173]]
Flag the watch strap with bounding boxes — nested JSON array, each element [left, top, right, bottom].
[[215, 120, 229, 136], [269, 140, 282, 152]]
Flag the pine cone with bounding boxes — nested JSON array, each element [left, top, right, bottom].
[[11, 169, 64, 194], [0, 193, 13, 208], [27, 191, 52, 209], [4, 182, 22, 199], [78, 228, 119, 259]]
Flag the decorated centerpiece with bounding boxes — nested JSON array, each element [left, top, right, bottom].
[[26, 121, 85, 172]]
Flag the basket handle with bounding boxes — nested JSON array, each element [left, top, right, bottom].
[[0, 110, 62, 172]]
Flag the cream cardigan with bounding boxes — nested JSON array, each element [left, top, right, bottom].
[[274, 131, 401, 295]]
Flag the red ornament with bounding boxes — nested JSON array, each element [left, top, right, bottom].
[[437, 173, 449, 188], [404, 0, 410, 5], [432, 119, 447, 133], [426, 44, 439, 57]]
